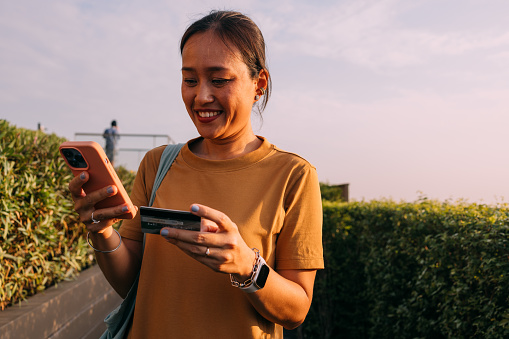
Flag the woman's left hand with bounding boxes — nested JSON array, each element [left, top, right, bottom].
[[159, 204, 256, 280], [160, 203, 317, 329]]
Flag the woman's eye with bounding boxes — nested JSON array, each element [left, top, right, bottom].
[[183, 79, 197, 86], [212, 79, 231, 86]]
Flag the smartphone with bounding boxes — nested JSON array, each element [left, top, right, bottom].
[[140, 206, 201, 233], [59, 141, 135, 219]]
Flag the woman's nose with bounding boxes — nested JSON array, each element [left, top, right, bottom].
[[195, 84, 214, 104]]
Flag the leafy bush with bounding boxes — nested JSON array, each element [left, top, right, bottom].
[[305, 199, 509, 338], [3, 118, 508, 338], [0, 120, 135, 310], [320, 183, 348, 202]]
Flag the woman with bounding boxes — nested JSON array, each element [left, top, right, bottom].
[[69, 10, 323, 338]]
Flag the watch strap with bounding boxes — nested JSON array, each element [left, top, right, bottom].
[[240, 256, 267, 293], [230, 248, 269, 293]]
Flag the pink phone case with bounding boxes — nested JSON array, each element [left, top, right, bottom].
[[59, 141, 135, 219]]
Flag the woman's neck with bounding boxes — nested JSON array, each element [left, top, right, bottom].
[[190, 133, 262, 160]]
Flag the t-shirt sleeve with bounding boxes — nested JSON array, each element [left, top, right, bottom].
[[275, 163, 324, 270], [118, 146, 164, 241]]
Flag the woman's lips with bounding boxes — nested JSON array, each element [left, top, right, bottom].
[[195, 110, 223, 123]]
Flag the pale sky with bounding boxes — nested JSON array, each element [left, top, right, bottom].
[[2, 0, 509, 204]]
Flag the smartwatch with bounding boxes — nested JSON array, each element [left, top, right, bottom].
[[230, 248, 270, 293], [241, 256, 270, 293]]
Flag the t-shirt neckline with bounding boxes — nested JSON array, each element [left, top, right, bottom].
[[180, 136, 274, 172]]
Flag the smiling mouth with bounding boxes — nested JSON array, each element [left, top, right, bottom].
[[196, 111, 223, 118]]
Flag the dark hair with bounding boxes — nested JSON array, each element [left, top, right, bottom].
[[180, 10, 272, 113], [111, 120, 117, 127]]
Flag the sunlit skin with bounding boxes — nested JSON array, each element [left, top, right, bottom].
[[181, 30, 266, 160]]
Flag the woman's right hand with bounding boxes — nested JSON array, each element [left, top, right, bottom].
[[69, 171, 142, 298], [68, 171, 134, 233]]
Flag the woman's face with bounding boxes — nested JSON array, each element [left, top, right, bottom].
[[181, 31, 262, 143]]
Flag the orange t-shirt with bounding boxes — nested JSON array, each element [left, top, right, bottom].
[[120, 137, 324, 338]]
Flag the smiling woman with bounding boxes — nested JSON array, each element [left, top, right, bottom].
[[180, 10, 272, 113], [66, 10, 324, 339], [180, 13, 271, 159], [181, 30, 268, 158]]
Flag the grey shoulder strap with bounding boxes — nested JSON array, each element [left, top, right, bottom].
[[148, 143, 185, 207]]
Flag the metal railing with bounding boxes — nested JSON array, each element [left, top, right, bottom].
[[74, 132, 176, 170], [74, 133, 175, 146]]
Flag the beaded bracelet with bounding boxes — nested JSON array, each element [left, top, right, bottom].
[[87, 228, 122, 253]]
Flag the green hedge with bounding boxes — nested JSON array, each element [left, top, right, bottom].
[[3, 120, 509, 338], [304, 199, 509, 338], [0, 120, 135, 310], [320, 183, 347, 202]]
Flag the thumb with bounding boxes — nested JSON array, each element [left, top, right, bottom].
[[190, 204, 233, 233], [200, 218, 219, 233]]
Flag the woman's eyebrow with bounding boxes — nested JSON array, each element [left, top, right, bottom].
[[181, 66, 229, 72]]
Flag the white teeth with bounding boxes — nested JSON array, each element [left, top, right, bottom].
[[198, 111, 220, 118]]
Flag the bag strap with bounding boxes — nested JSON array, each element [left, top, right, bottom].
[[101, 143, 185, 339], [143, 143, 184, 250], [148, 143, 185, 207]]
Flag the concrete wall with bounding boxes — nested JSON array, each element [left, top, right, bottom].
[[0, 265, 122, 339]]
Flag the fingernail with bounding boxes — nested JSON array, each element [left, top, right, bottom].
[[107, 186, 114, 194], [191, 205, 199, 212], [80, 172, 86, 180], [122, 205, 129, 212], [161, 229, 169, 236]]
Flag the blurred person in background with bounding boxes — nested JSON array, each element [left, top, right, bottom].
[[103, 120, 119, 166]]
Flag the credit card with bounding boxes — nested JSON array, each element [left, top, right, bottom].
[[140, 206, 201, 233]]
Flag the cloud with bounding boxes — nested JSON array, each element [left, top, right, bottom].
[[486, 50, 509, 63], [263, 83, 509, 203], [1, 0, 508, 204], [257, 0, 509, 72], [0, 0, 265, 139]]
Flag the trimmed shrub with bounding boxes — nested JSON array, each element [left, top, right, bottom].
[[0, 120, 135, 310], [320, 183, 348, 202], [305, 199, 509, 338], [3, 118, 508, 338]]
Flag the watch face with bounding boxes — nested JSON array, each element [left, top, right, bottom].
[[256, 264, 270, 288]]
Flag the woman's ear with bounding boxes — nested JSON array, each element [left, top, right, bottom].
[[256, 69, 269, 93]]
